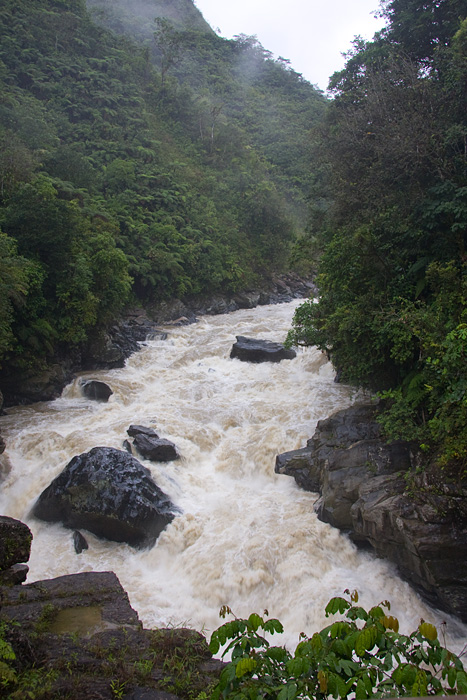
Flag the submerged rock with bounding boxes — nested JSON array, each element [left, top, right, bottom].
[[230, 336, 296, 363], [275, 403, 467, 622], [33, 447, 178, 548]]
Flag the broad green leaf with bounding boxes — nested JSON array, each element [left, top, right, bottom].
[[382, 615, 399, 632], [277, 682, 298, 700], [355, 678, 368, 699], [418, 622, 437, 641], [325, 597, 351, 616], [286, 656, 309, 677], [411, 669, 428, 697], [266, 646, 289, 663], [318, 669, 328, 692], [247, 613, 263, 632], [355, 626, 378, 657], [209, 637, 220, 654], [310, 632, 323, 653], [457, 670, 467, 694], [368, 605, 384, 619], [331, 621, 351, 638], [264, 618, 284, 635], [235, 657, 257, 678]]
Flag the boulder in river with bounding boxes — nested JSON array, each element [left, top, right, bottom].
[[33, 447, 178, 548], [80, 379, 113, 402], [127, 425, 159, 438], [73, 530, 89, 554], [133, 434, 179, 462], [230, 336, 296, 363]]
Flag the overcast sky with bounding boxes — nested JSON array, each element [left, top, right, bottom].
[[193, 0, 386, 91]]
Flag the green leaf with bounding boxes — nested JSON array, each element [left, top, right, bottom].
[[457, 670, 467, 694], [325, 597, 351, 616], [355, 678, 368, 699], [235, 657, 257, 678], [264, 618, 284, 635], [247, 613, 263, 632], [418, 622, 437, 641], [266, 646, 289, 663], [277, 682, 298, 700], [310, 632, 323, 653], [355, 626, 378, 657]]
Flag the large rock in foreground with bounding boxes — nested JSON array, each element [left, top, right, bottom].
[[0, 570, 222, 700], [33, 447, 178, 548], [275, 403, 467, 622], [230, 336, 296, 363]]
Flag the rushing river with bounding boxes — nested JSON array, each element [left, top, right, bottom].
[[1, 301, 466, 652]]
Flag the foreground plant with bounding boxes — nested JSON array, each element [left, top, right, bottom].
[[209, 591, 467, 699]]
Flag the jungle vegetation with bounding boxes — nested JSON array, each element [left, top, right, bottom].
[[288, 0, 467, 477], [0, 0, 325, 378]]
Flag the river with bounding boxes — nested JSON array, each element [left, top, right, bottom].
[[1, 301, 466, 652]]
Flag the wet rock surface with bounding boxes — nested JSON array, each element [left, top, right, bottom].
[[81, 379, 113, 402], [126, 426, 180, 462], [230, 336, 296, 363], [133, 435, 179, 463], [33, 447, 178, 548], [0, 515, 32, 585], [275, 402, 467, 622], [0, 570, 222, 699]]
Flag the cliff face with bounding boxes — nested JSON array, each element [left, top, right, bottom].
[[275, 403, 467, 623]]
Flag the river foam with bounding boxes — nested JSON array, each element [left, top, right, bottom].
[[1, 301, 466, 653]]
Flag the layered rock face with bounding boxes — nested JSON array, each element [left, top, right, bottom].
[[0, 515, 32, 585], [0, 569, 222, 699], [33, 446, 178, 548], [275, 403, 467, 622]]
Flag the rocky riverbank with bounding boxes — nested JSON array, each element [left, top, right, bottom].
[[0, 516, 223, 699], [0, 273, 315, 408], [275, 403, 467, 623]]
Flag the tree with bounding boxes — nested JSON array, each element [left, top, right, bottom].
[[153, 17, 183, 86], [210, 592, 467, 699]]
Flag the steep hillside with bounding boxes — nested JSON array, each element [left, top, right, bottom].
[[0, 0, 325, 392]]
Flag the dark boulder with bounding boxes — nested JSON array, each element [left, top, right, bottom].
[[230, 336, 296, 363], [0, 515, 32, 571], [133, 434, 179, 462], [33, 447, 178, 548], [0, 515, 32, 586], [81, 380, 113, 402], [73, 530, 89, 554], [128, 425, 159, 439]]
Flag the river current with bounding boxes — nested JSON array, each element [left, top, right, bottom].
[[1, 301, 466, 652]]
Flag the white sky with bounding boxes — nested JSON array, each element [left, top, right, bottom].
[[193, 0, 386, 91]]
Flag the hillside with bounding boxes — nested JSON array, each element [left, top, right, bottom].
[[0, 0, 325, 395]]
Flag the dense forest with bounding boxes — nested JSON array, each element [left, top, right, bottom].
[[288, 0, 467, 477], [1, 0, 466, 478], [0, 0, 324, 385]]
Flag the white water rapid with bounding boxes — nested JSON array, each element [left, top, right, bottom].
[[1, 301, 466, 653]]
